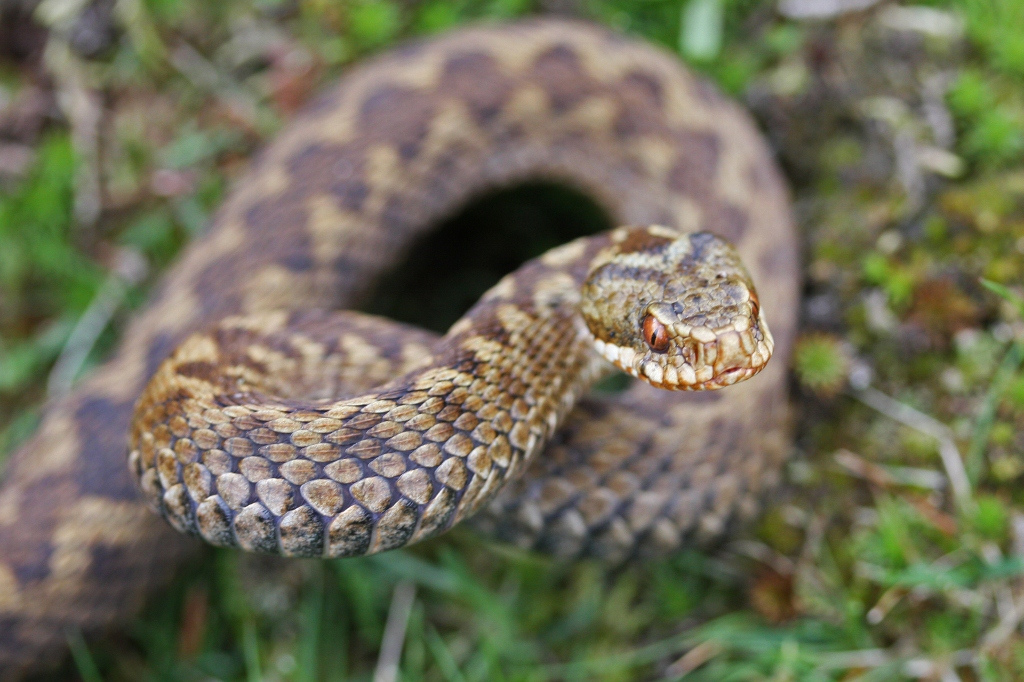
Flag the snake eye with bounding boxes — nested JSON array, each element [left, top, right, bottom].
[[642, 314, 670, 353], [749, 290, 760, 318]]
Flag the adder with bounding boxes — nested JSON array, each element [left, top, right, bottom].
[[0, 19, 798, 678]]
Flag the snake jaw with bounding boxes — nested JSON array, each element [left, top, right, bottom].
[[593, 313, 773, 391]]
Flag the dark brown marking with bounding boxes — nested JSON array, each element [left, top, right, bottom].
[[531, 44, 595, 113], [237, 187, 314, 273], [692, 78, 726, 107], [358, 85, 435, 160], [287, 142, 370, 212], [9, 545, 52, 584], [666, 130, 721, 195], [379, 196, 409, 235], [75, 396, 142, 499], [3, 475, 75, 585], [617, 228, 673, 255], [87, 543, 136, 586], [494, 122, 525, 146], [590, 263, 674, 288], [145, 332, 179, 382], [423, 142, 477, 204], [439, 51, 514, 126], [687, 231, 718, 260], [702, 200, 749, 243], [614, 70, 666, 138], [301, 84, 344, 116], [176, 361, 219, 381]]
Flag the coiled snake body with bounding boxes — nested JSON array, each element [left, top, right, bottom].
[[0, 19, 798, 678]]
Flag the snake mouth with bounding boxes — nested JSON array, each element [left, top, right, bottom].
[[592, 337, 770, 390], [707, 364, 761, 389], [593, 309, 776, 392]]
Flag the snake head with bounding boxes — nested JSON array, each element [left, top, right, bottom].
[[580, 226, 773, 390]]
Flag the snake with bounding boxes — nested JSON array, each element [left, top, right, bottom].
[[0, 18, 799, 679]]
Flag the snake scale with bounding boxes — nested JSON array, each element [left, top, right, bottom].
[[0, 19, 798, 678]]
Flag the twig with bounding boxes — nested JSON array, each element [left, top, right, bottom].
[[966, 340, 1024, 481], [729, 540, 796, 576], [835, 448, 946, 491], [169, 42, 262, 130], [778, 0, 881, 20], [373, 580, 416, 682], [46, 250, 146, 398], [1012, 513, 1024, 558], [664, 640, 722, 678], [866, 585, 906, 624], [816, 647, 891, 671], [42, 35, 102, 226], [980, 584, 1024, 652], [852, 386, 973, 512], [921, 72, 957, 149], [877, 6, 965, 40], [904, 650, 974, 680]]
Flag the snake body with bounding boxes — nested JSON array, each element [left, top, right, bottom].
[[0, 19, 798, 678], [129, 227, 773, 558]]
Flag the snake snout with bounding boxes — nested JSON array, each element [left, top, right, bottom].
[[668, 304, 774, 390], [705, 318, 774, 389]]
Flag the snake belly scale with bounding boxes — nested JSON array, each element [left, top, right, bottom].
[[0, 19, 799, 678]]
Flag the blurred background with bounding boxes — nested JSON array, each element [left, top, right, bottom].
[[1, 0, 1023, 679]]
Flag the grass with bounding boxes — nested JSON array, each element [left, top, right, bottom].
[[2, 0, 1024, 679]]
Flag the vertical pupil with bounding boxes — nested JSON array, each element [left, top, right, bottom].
[[643, 315, 668, 352]]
